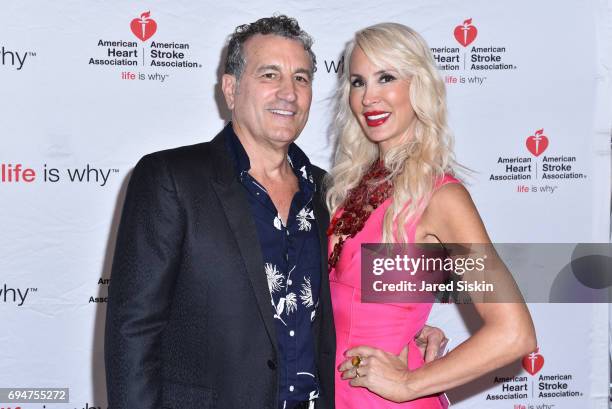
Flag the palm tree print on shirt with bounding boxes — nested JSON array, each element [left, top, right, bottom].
[[296, 207, 314, 232], [265, 263, 283, 294], [300, 276, 314, 307]]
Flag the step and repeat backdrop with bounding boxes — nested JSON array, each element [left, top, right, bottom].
[[1, 0, 611, 408]]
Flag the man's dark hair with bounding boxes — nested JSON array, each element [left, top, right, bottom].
[[224, 15, 317, 80]]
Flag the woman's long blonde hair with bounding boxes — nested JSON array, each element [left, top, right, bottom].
[[326, 22, 458, 243]]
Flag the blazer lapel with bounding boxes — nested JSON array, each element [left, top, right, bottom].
[[209, 128, 278, 354], [312, 187, 329, 295], [311, 178, 330, 355]]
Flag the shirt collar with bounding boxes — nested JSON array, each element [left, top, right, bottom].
[[224, 122, 316, 191]]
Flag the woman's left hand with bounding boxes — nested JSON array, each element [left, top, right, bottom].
[[339, 345, 418, 403]]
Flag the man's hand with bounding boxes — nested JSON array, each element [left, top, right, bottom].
[[414, 325, 448, 363]]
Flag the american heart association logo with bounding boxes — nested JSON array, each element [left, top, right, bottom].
[[522, 348, 544, 375], [454, 18, 478, 47], [130, 11, 157, 42], [526, 129, 549, 157]]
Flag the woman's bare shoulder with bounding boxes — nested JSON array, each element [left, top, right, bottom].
[[421, 182, 490, 243]]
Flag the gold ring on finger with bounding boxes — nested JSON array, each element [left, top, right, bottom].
[[351, 355, 362, 368]]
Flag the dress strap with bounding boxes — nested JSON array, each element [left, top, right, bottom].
[[434, 173, 461, 189]]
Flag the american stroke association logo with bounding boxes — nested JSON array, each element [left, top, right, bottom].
[[521, 347, 585, 400], [522, 347, 544, 375], [89, 10, 202, 82], [489, 128, 587, 194], [486, 346, 584, 402], [431, 18, 518, 86], [525, 129, 549, 157], [453, 18, 478, 47], [130, 11, 157, 41]]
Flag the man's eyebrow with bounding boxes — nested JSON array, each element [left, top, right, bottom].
[[255, 65, 312, 79], [256, 64, 281, 73], [294, 67, 313, 79]]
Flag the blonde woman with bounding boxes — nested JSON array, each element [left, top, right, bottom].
[[326, 23, 536, 408]]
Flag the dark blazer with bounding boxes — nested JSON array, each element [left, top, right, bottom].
[[105, 126, 336, 409]]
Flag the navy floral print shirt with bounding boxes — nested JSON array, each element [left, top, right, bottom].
[[225, 125, 321, 409]]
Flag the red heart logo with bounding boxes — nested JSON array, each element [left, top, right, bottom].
[[130, 11, 157, 42], [526, 129, 549, 157], [522, 348, 544, 375], [454, 18, 478, 47]]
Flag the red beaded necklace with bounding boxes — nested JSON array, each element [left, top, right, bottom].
[[327, 160, 393, 269]]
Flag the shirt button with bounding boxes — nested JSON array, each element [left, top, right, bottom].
[[267, 360, 276, 370], [287, 279, 292, 286], [289, 385, 295, 392], [289, 330, 295, 337]]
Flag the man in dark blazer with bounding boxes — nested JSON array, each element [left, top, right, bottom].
[[105, 15, 445, 409]]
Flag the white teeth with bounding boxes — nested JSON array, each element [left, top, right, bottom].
[[270, 109, 295, 116], [366, 112, 390, 120]]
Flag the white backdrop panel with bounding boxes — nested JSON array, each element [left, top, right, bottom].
[[0, 1, 610, 408]]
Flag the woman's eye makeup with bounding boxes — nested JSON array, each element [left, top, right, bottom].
[[350, 72, 398, 87], [379, 73, 397, 83], [350, 77, 364, 87]]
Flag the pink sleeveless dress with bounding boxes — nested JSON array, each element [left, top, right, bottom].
[[329, 174, 459, 409]]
